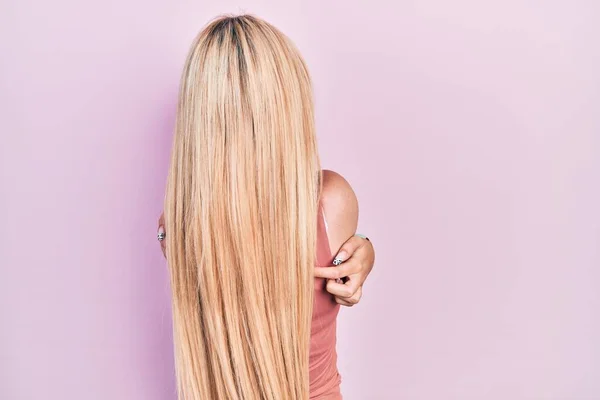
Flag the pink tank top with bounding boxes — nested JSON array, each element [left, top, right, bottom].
[[309, 204, 342, 399]]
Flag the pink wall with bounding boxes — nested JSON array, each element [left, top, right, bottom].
[[1, 1, 599, 399]]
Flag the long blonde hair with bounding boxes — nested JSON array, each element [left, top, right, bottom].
[[164, 14, 322, 399]]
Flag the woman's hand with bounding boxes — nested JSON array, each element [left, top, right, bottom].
[[314, 235, 375, 307]]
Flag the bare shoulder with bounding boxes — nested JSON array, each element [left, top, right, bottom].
[[321, 170, 359, 253]]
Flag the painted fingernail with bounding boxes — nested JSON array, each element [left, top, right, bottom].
[[333, 251, 347, 265]]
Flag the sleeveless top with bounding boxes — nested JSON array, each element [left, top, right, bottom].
[[309, 204, 342, 399]]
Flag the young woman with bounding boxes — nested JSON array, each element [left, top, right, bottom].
[[160, 14, 375, 399]]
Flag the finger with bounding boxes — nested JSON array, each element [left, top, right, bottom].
[[314, 258, 361, 280], [325, 278, 361, 299], [335, 297, 355, 307], [342, 270, 368, 289], [332, 235, 367, 265], [348, 286, 362, 304], [335, 285, 363, 307]]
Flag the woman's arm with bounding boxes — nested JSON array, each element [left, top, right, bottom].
[[314, 169, 375, 307]]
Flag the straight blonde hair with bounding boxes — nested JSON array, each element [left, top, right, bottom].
[[164, 14, 322, 399]]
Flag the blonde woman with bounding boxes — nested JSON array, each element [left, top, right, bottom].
[[158, 14, 376, 399]]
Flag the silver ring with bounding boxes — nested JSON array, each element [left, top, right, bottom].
[[157, 232, 165, 241]]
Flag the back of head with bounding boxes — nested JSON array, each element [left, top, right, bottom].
[[164, 14, 322, 399]]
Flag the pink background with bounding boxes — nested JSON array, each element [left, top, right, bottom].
[[1, 1, 599, 399]]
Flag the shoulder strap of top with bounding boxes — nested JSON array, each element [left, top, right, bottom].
[[316, 203, 333, 266]]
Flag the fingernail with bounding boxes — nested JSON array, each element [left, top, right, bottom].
[[333, 251, 347, 265]]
